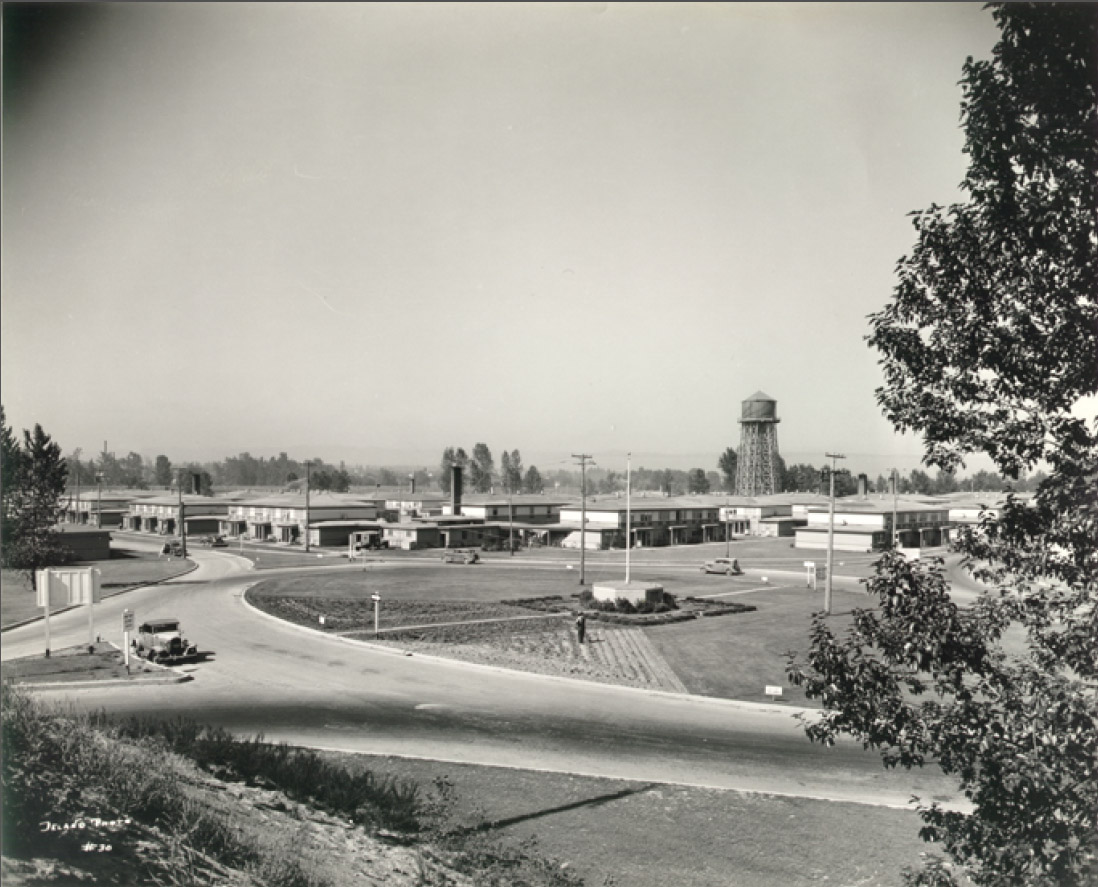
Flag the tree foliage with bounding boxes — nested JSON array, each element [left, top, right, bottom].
[[154, 455, 173, 488], [1, 409, 70, 581], [717, 447, 737, 491], [522, 465, 544, 494], [793, 6, 1098, 886], [439, 447, 468, 494], [470, 443, 494, 493], [687, 468, 710, 494]]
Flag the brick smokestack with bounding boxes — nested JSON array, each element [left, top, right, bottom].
[[451, 465, 463, 516]]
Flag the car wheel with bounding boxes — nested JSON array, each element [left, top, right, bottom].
[[727, 568, 734, 576]]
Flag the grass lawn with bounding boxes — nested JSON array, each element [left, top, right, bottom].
[[0, 545, 194, 628], [0, 641, 179, 685], [645, 584, 868, 707], [249, 565, 872, 705], [253, 562, 594, 603], [252, 559, 799, 603], [326, 752, 932, 887]]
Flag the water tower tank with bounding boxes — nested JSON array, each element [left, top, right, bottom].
[[741, 391, 778, 422]]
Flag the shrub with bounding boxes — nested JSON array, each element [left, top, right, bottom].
[[112, 717, 427, 834]]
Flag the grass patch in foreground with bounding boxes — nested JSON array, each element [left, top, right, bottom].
[[0, 642, 176, 685], [328, 753, 934, 887], [1, 686, 587, 887]]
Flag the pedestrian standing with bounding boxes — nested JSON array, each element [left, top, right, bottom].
[[575, 612, 587, 644]]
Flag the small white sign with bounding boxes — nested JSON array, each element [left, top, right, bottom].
[[122, 609, 135, 632], [371, 593, 381, 601], [765, 685, 783, 698]]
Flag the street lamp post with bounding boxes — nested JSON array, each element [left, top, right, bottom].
[[824, 452, 846, 616]]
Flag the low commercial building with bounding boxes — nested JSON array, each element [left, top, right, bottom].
[[64, 491, 148, 528], [382, 495, 447, 521], [124, 495, 231, 536], [558, 496, 723, 549], [794, 498, 952, 552], [947, 497, 1006, 527], [382, 522, 442, 550], [441, 494, 569, 523], [221, 493, 378, 544], [308, 520, 382, 548], [56, 525, 112, 561]]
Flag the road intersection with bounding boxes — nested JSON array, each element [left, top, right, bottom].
[[2, 543, 963, 811]]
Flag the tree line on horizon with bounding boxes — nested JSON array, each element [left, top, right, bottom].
[[52, 437, 1047, 502]]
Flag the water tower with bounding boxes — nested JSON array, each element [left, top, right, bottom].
[[735, 391, 781, 496]]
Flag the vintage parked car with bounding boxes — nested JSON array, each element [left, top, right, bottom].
[[207, 535, 228, 548], [133, 618, 198, 663], [701, 557, 742, 576], [441, 548, 480, 564]]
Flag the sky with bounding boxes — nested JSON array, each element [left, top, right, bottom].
[[1, 2, 1004, 475]]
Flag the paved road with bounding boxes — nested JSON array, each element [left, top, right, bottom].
[[3, 548, 962, 810]]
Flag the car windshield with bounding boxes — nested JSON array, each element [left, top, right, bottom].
[[149, 621, 179, 632]]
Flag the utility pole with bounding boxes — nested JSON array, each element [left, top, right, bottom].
[[177, 471, 188, 558], [95, 473, 103, 528], [508, 484, 515, 556], [625, 453, 632, 583], [891, 468, 899, 549], [824, 452, 845, 615], [725, 492, 731, 558], [304, 461, 312, 553], [572, 454, 593, 584]]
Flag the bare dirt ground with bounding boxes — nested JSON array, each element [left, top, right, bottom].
[[366, 622, 691, 694]]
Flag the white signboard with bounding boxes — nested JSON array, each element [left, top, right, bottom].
[[54, 568, 102, 605], [122, 609, 135, 632], [36, 568, 101, 606], [765, 685, 783, 698]]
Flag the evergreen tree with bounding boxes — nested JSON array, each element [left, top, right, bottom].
[[717, 447, 737, 492], [522, 465, 544, 494], [2, 416, 70, 580]]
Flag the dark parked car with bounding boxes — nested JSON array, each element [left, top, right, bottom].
[[442, 548, 480, 564]]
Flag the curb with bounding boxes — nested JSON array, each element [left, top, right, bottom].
[[239, 585, 816, 718], [1, 561, 202, 634]]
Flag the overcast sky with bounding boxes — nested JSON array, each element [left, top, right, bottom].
[[2, 2, 1003, 473]]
